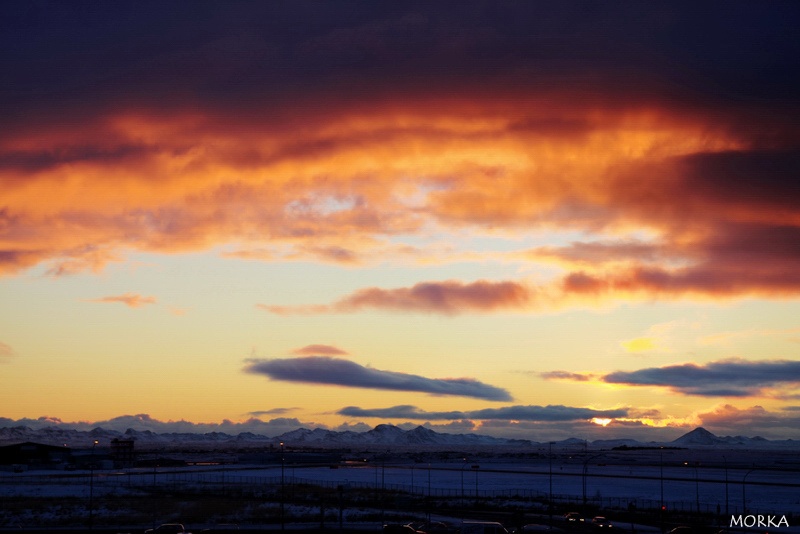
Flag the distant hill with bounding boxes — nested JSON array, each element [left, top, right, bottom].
[[1, 423, 797, 450], [671, 427, 725, 446], [0, 424, 530, 450], [670, 426, 798, 449]]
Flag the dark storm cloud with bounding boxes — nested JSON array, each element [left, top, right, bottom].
[[3, 2, 799, 119], [603, 359, 800, 397], [0, 144, 156, 172], [337, 404, 627, 421], [243, 356, 512, 401], [678, 151, 800, 207]]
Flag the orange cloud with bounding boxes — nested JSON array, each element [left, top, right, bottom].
[[2, 91, 799, 311], [87, 293, 157, 308], [0, 341, 15, 359], [260, 250, 800, 314], [291, 344, 350, 356], [261, 279, 532, 315], [695, 404, 800, 438], [540, 371, 596, 382]]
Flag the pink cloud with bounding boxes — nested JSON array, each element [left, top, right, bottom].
[[291, 344, 350, 356], [0, 341, 15, 359], [87, 293, 157, 308], [261, 279, 532, 315]]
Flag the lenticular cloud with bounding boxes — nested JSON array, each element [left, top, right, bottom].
[[243, 356, 512, 401]]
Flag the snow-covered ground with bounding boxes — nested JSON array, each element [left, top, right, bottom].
[[3, 452, 798, 517]]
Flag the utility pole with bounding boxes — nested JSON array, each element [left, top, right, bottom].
[[549, 442, 554, 527], [280, 442, 285, 531], [88, 440, 98, 532]]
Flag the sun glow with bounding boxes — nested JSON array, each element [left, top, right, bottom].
[[592, 418, 613, 427]]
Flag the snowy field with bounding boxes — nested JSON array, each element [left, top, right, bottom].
[[2, 447, 799, 530]]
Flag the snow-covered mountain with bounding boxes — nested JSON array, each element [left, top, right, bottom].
[[0, 423, 528, 449], [1, 424, 797, 450], [670, 427, 797, 448], [671, 426, 724, 446]]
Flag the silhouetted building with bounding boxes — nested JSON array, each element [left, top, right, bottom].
[[0, 441, 71, 470]]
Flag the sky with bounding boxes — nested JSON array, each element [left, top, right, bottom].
[[2, 1, 800, 442]]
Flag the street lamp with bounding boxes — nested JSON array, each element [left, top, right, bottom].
[[280, 441, 285, 531], [472, 464, 480, 506], [659, 448, 665, 534], [381, 459, 386, 526], [683, 462, 700, 514], [460, 458, 468, 510], [659, 448, 664, 511], [549, 442, 554, 526], [722, 456, 729, 517], [582, 461, 588, 506], [582, 454, 601, 507], [427, 462, 432, 522], [742, 468, 756, 514], [89, 439, 98, 532]]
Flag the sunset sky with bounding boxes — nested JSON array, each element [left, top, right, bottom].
[[2, 1, 800, 441]]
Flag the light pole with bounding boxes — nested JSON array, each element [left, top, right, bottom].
[[460, 458, 468, 510], [472, 464, 479, 506], [549, 442, 554, 526], [722, 456, 729, 517], [742, 468, 755, 514], [582, 454, 601, 507], [151, 462, 158, 531], [89, 439, 98, 532], [582, 460, 588, 506], [381, 460, 385, 526], [89, 440, 98, 531], [684, 462, 699, 514], [427, 462, 432, 522], [659, 448, 665, 534], [659, 448, 664, 510], [280, 441, 285, 531]]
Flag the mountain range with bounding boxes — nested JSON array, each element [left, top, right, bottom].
[[0, 423, 797, 450]]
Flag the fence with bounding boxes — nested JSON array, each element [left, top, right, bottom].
[[0, 469, 784, 517]]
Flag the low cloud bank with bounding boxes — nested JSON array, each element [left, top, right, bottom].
[[338, 404, 628, 421], [3, 403, 800, 441]]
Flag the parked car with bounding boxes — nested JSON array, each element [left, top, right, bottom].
[[591, 517, 612, 529]]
